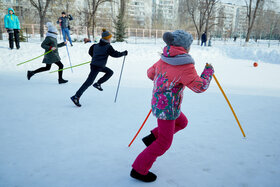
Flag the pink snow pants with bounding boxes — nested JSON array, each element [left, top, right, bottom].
[[132, 112, 188, 175]]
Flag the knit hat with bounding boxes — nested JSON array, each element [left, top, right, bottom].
[[101, 28, 112, 40], [163, 30, 193, 50], [62, 11, 66, 15], [46, 22, 58, 33]]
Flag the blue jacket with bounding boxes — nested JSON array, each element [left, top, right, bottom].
[[57, 15, 73, 28], [4, 8, 20, 30]]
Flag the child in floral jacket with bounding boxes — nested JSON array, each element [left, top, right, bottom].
[[130, 30, 214, 182]]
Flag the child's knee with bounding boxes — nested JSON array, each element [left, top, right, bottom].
[[46, 65, 52, 70], [156, 138, 173, 156], [108, 69, 114, 76]]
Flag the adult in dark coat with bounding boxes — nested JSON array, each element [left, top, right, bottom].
[[201, 32, 207, 46], [27, 22, 68, 84], [71, 29, 128, 107], [4, 8, 20, 49], [57, 12, 73, 46]]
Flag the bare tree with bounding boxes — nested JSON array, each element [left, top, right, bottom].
[[29, 0, 52, 39], [50, 0, 76, 19], [186, 0, 204, 43], [78, 0, 112, 39], [204, 0, 219, 36], [0, 1, 4, 40], [186, 0, 219, 44], [244, 0, 264, 43]]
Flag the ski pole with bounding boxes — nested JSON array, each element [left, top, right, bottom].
[[49, 61, 90, 73], [65, 44, 73, 72], [128, 109, 152, 147], [114, 56, 126, 103], [17, 50, 52, 66], [213, 74, 246, 138]]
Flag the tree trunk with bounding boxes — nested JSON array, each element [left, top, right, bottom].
[[245, 0, 262, 43], [87, 26, 90, 39], [39, 16, 45, 39], [92, 19, 95, 39], [66, 0, 69, 13], [0, 26, 3, 40], [197, 33, 201, 45]]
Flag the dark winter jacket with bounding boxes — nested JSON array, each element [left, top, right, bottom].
[[57, 15, 73, 29], [88, 39, 125, 67], [201, 33, 207, 42], [41, 36, 65, 64]]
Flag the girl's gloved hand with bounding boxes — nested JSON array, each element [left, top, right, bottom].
[[204, 63, 214, 76], [206, 63, 214, 70]]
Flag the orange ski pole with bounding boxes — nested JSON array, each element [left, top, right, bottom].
[[128, 109, 152, 147], [213, 74, 246, 138]]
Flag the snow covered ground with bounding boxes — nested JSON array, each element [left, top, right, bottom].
[[0, 38, 280, 187]]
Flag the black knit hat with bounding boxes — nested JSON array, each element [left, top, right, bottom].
[[62, 12, 66, 15]]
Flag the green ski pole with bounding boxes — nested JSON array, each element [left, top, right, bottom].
[[17, 50, 53, 66], [49, 61, 91, 73]]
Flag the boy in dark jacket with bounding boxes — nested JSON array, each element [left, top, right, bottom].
[[27, 22, 68, 84], [71, 29, 128, 107]]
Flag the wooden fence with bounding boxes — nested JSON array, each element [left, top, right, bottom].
[[0, 24, 197, 41]]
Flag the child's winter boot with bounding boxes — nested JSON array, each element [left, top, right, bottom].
[[58, 78, 68, 84], [27, 71, 34, 80], [93, 82, 103, 91], [71, 95, 81, 107], [130, 169, 157, 182], [142, 132, 156, 147]]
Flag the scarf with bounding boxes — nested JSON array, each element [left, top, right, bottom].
[[161, 53, 195, 66], [46, 31, 58, 39]]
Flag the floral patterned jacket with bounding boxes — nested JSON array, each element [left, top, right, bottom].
[[147, 46, 214, 120]]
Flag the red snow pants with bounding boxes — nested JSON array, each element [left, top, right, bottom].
[[132, 112, 188, 175]]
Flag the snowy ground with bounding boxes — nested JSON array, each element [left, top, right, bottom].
[[0, 38, 280, 187]]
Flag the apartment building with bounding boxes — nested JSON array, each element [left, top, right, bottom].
[[152, 0, 179, 29], [235, 5, 248, 35], [213, 2, 248, 37], [128, 0, 152, 28], [68, 0, 177, 29]]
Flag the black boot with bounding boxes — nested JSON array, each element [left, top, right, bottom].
[[71, 95, 81, 107], [142, 132, 156, 147], [58, 78, 68, 84], [93, 82, 103, 91], [27, 71, 34, 80], [130, 169, 157, 182]]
